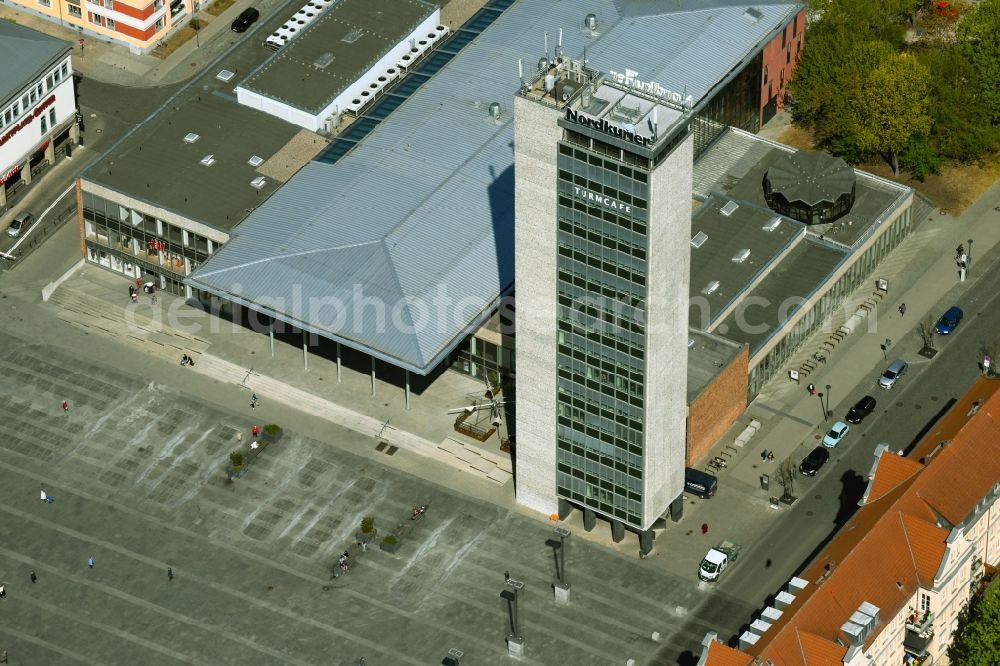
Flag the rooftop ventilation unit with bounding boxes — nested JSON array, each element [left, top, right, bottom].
[[267, 0, 329, 51], [857, 602, 880, 633], [787, 576, 809, 593], [774, 590, 795, 609], [585, 13, 598, 30], [250, 176, 267, 189], [732, 248, 751, 264], [488, 102, 502, 120], [691, 231, 709, 248], [763, 216, 782, 232], [216, 69, 235, 83], [761, 607, 783, 623], [720, 200, 739, 217], [749, 619, 771, 636], [313, 52, 335, 69], [738, 631, 760, 651], [183, 132, 200, 144], [840, 621, 864, 646], [200, 154, 216, 166], [744, 7, 764, 23], [701, 280, 720, 296], [248, 155, 264, 167]]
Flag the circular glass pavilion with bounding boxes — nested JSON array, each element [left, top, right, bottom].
[[763, 151, 856, 225]]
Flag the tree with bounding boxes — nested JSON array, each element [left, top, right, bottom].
[[922, 48, 1000, 162], [955, 0, 1000, 125], [848, 52, 932, 174], [948, 580, 1000, 665]]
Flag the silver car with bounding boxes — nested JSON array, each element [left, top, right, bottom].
[[879, 359, 908, 389], [6, 211, 33, 237]]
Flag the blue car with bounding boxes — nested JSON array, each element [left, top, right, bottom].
[[935, 306, 963, 335]]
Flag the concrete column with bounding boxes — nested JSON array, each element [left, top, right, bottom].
[[302, 330, 308, 370], [22, 159, 31, 186], [269, 325, 274, 357], [557, 498, 572, 520], [70, 122, 80, 144], [610, 519, 625, 543], [45, 140, 55, 165], [0, 183, 6, 208], [405, 370, 411, 410], [639, 529, 655, 557], [370, 357, 376, 397], [336, 342, 341, 383], [669, 494, 684, 523], [582, 507, 596, 532]]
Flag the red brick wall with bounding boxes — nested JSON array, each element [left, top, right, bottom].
[[686, 345, 749, 466], [116, 20, 158, 41], [113, 0, 156, 20], [759, 9, 806, 124]]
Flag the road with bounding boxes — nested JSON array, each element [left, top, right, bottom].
[[714, 243, 1000, 624]]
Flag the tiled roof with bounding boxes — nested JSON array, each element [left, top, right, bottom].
[[864, 453, 922, 504], [706, 378, 1000, 666], [703, 640, 754, 666]]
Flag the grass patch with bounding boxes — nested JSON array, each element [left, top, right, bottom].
[[205, 0, 236, 17]]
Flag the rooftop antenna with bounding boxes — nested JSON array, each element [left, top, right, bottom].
[[518, 58, 525, 91], [556, 28, 563, 58], [544, 31, 549, 59], [652, 106, 658, 137]]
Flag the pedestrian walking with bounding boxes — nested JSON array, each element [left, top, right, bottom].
[[167, 567, 173, 581], [251, 424, 260, 439], [899, 303, 906, 316], [251, 393, 259, 410], [760, 450, 767, 462], [29, 570, 37, 584], [62, 400, 69, 413], [129, 284, 136, 300], [767, 450, 775, 463], [1, 648, 7, 663], [136, 277, 142, 290], [504, 570, 510, 584], [700, 523, 709, 535], [0, 584, 6, 598], [87, 557, 94, 569], [360, 540, 367, 552]]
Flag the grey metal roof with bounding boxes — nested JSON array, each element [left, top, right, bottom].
[[241, 0, 436, 113], [766, 151, 855, 206], [0, 22, 71, 106], [189, 0, 804, 374]]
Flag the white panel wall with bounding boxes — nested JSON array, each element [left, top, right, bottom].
[[513, 95, 562, 518], [0, 56, 75, 174]]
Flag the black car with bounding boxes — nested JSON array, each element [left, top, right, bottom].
[[799, 446, 831, 476], [845, 395, 877, 424], [231, 7, 260, 32]]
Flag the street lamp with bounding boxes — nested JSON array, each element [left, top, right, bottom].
[[816, 392, 826, 422], [968, 238, 974, 271], [825, 384, 832, 420]]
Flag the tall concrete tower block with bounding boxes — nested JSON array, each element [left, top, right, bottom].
[[514, 59, 693, 533]]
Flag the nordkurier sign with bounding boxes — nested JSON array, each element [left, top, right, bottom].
[[608, 69, 695, 108], [564, 108, 650, 147]]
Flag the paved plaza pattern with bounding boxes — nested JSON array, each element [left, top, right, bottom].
[[0, 316, 750, 665]]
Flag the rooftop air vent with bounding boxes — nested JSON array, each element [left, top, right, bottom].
[[732, 248, 751, 264], [250, 176, 267, 189], [488, 101, 502, 120], [341, 27, 363, 43], [720, 200, 739, 217], [248, 155, 264, 167], [763, 217, 781, 232], [183, 133, 200, 144], [313, 52, 335, 69], [200, 154, 216, 166], [585, 13, 598, 30], [216, 69, 235, 83], [691, 231, 708, 248], [701, 280, 720, 296], [744, 7, 764, 23]]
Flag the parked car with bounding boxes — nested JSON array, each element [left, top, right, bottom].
[[845, 395, 877, 424], [6, 211, 33, 237], [231, 7, 260, 32], [799, 445, 831, 476], [879, 359, 908, 389], [934, 306, 963, 335], [822, 421, 851, 448]]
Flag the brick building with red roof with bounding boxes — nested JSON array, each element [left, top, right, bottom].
[[699, 378, 1000, 666]]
